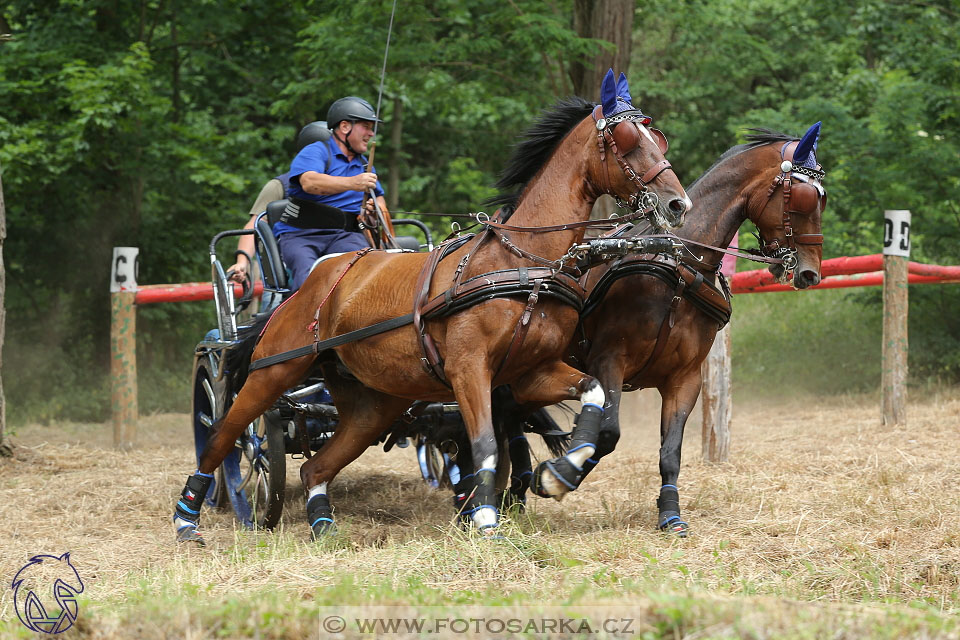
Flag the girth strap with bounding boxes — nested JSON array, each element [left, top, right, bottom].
[[495, 279, 543, 379]]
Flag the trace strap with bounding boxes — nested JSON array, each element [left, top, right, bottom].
[[248, 313, 415, 372]]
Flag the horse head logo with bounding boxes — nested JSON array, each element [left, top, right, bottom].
[[12, 553, 84, 634]]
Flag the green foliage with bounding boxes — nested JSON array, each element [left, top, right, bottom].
[[632, 0, 960, 381], [2, 0, 958, 422], [731, 289, 883, 395]]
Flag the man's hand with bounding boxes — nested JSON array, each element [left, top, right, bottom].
[[350, 172, 378, 192], [227, 254, 250, 283]]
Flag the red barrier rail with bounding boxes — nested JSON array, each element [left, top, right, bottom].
[[132, 254, 958, 301], [135, 281, 264, 305], [731, 254, 960, 294]]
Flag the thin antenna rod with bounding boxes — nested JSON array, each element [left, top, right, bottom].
[[372, 0, 398, 140]]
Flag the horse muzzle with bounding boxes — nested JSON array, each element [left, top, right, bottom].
[[650, 193, 691, 230]]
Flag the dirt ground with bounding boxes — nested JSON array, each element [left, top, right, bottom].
[[1, 389, 958, 633]]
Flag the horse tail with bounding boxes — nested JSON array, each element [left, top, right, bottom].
[[224, 313, 272, 391], [525, 408, 571, 458]]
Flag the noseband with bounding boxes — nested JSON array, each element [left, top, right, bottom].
[[753, 140, 826, 269], [591, 105, 675, 215]]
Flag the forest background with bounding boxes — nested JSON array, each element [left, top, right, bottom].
[[1, 0, 957, 425]]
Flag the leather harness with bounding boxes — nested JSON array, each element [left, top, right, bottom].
[[579, 251, 732, 389]]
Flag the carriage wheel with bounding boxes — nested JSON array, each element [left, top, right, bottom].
[[416, 436, 454, 490], [220, 407, 287, 530], [192, 354, 286, 529], [191, 356, 228, 508]]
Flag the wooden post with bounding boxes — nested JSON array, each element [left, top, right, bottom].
[[701, 325, 731, 462], [701, 234, 737, 462], [110, 247, 139, 449], [882, 210, 910, 427]]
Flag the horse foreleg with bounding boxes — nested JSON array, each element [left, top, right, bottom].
[[299, 366, 411, 540], [449, 364, 500, 534], [656, 374, 702, 537], [175, 360, 312, 544], [510, 363, 605, 500], [577, 353, 627, 484]]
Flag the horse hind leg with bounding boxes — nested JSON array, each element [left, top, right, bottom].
[[299, 367, 411, 540], [491, 386, 532, 510], [175, 359, 312, 544]]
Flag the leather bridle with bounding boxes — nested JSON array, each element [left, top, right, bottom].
[[590, 105, 675, 215], [751, 140, 826, 270]]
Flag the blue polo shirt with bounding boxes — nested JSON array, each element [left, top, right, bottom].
[[275, 136, 384, 236]]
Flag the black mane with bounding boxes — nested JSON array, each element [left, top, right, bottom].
[[689, 128, 798, 189], [485, 96, 596, 218]]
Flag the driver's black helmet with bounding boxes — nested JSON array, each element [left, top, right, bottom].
[[296, 121, 331, 152], [327, 97, 382, 128]]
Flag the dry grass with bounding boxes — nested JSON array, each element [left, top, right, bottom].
[[1, 390, 958, 638]]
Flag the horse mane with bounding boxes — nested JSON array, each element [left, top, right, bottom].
[[688, 128, 798, 190], [485, 96, 596, 220]]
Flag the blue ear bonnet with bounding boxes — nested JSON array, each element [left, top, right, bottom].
[[601, 69, 636, 117], [793, 121, 821, 169]]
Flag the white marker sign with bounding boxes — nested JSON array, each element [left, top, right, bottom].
[[110, 247, 139, 292], [883, 210, 911, 257]]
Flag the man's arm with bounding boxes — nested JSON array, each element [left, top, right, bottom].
[[299, 170, 377, 196], [228, 178, 284, 282]]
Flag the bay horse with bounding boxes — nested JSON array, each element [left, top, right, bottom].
[[490, 123, 826, 536], [173, 70, 692, 542]]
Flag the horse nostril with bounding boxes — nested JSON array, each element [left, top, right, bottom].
[[668, 198, 687, 215], [798, 270, 820, 288]]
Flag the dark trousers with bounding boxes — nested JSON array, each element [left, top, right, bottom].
[[277, 228, 369, 291]]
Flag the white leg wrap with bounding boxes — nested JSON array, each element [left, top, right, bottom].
[[471, 506, 498, 531], [580, 381, 605, 410], [480, 454, 496, 472], [308, 483, 328, 501], [567, 381, 603, 466]]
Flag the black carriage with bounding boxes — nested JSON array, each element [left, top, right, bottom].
[[191, 203, 461, 529]]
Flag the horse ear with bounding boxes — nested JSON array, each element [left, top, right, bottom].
[[600, 68, 617, 116], [616, 72, 632, 105], [60, 552, 71, 562], [794, 121, 821, 164]]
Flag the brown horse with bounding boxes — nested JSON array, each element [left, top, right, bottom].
[[173, 71, 692, 542], [491, 124, 826, 536]]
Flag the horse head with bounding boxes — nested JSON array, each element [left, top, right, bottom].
[[745, 122, 826, 289], [592, 69, 691, 229]]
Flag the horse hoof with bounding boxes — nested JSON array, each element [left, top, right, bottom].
[[531, 461, 570, 500], [659, 519, 690, 538], [310, 519, 337, 540], [479, 525, 504, 541], [176, 527, 205, 546]]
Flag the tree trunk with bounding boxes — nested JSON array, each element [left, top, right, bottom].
[[570, 0, 634, 100], [571, 0, 634, 223], [0, 163, 9, 457]]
